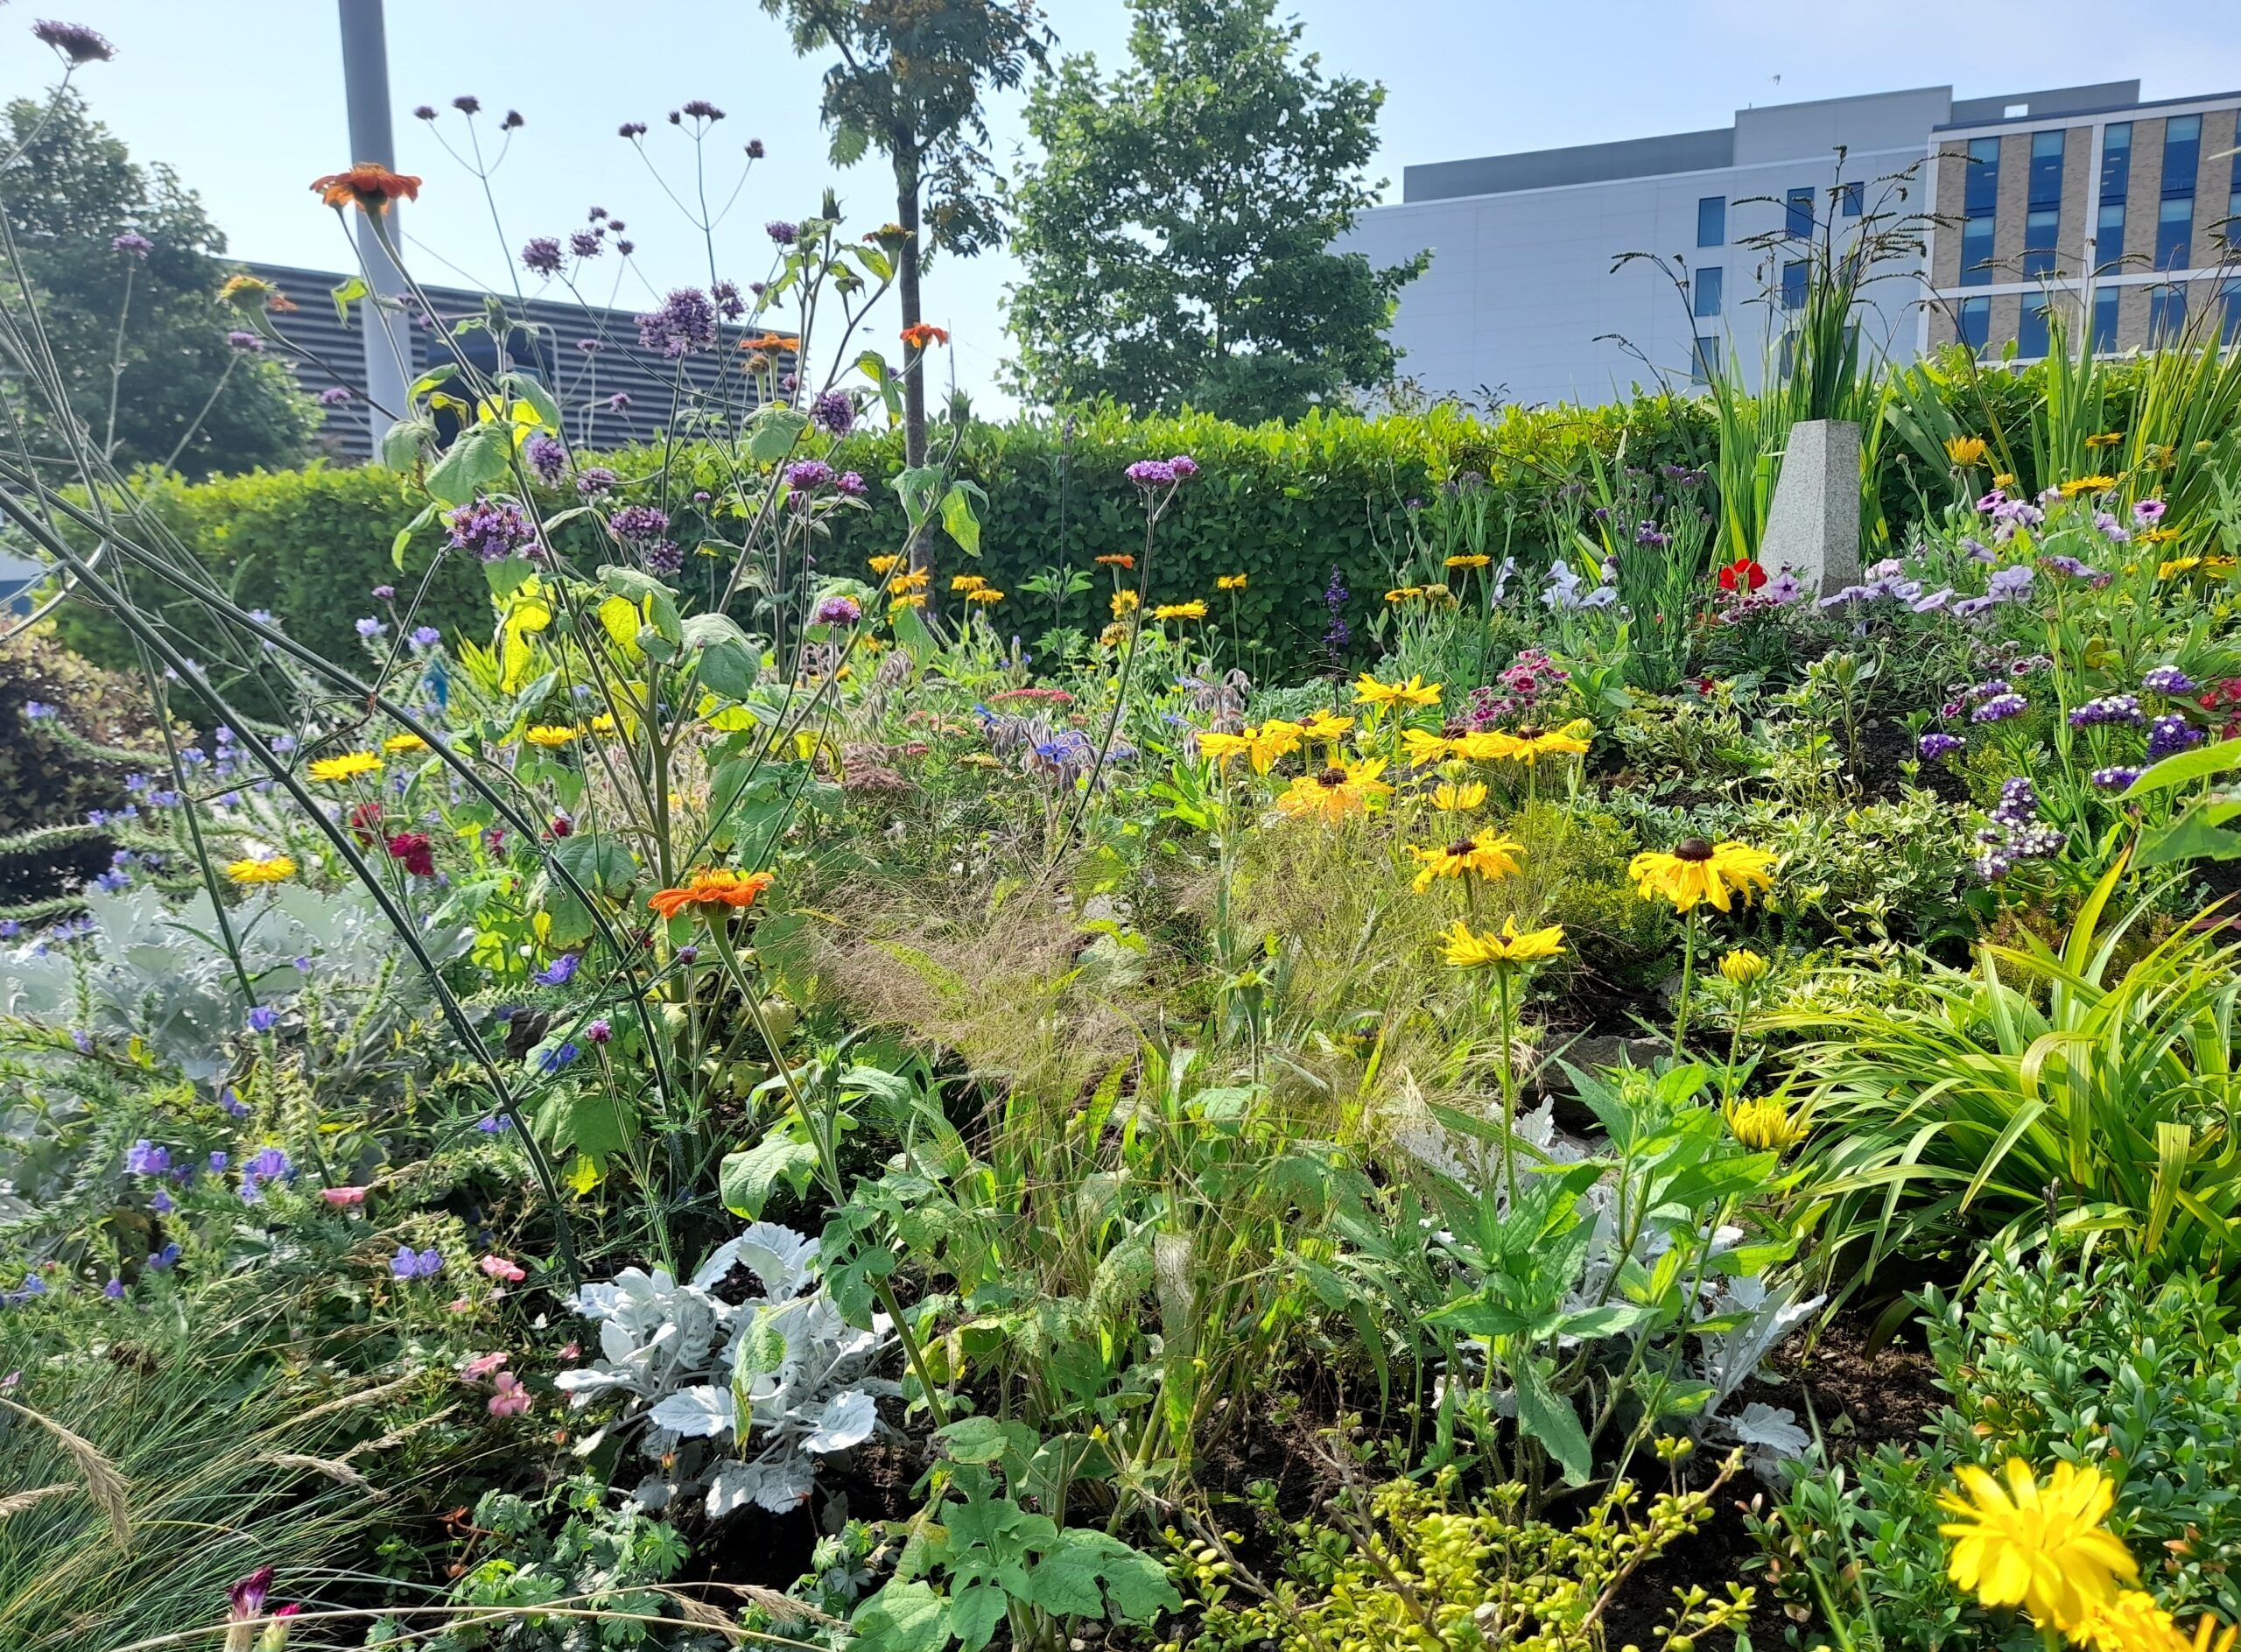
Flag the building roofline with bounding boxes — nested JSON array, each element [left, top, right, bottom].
[[1934, 85, 2240, 133]]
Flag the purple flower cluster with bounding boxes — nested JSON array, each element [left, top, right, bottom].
[[1125, 454, 1200, 489], [227, 331, 263, 354], [33, 20, 115, 62], [2143, 664, 2195, 695], [1971, 692, 2027, 725], [1919, 731, 1965, 760], [608, 503, 670, 544], [110, 231, 151, 257], [2091, 765, 2143, 791], [125, 1139, 170, 1177], [520, 236, 564, 277], [2147, 714, 2203, 760], [810, 390, 854, 437], [814, 594, 862, 626], [446, 498, 538, 563], [834, 470, 868, 496], [2068, 693, 2143, 728], [318, 385, 353, 407], [636, 288, 717, 356], [1976, 777, 2064, 881], [390, 1245, 445, 1280], [641, 539, 684, 575], [766, 220, 799, 245], [576, 467, 618, 497], [239, 1145, 292, 1203], [785, 459, 836, 491], [524, 432, 566, 486], [1324, 565, 1350, 656]]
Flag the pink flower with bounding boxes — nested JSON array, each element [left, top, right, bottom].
[[479, 1255, 526, 1283], [460, 1351, 509, 1381], [559, 1341, 580, 1361], [488, 1372, 532, 1417], [320, 1186, 367, 1206], [446, 1296, 473, 1313]]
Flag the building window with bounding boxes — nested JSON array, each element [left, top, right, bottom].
[[2148, 284, 2187, 346], [2096, 199, 2126, 271], [1964, 137, 2001, 214], [2091, 283, 2120, 353], [1778, 330, 1797, 379], [2224, 278, 2241, 345], [2163, 114, 2202, 198], [2028, 129, 2065, 209], [1693, 264, 1724, 319], [1957, 296, 1991, 351], [1961, 212, 1997, 285], [2100, 122, 2132, 201], [1692, 334, 1721, 383], [1781, 258, 1808, 311], [1840, 180, 1864, 217], [2025, 207, 2061, 278], [2018, 298, 2051, 359], [1786, 186, 1815, 237], [2157, 196, 2194, 271], [1697, 195, 1725, 248]]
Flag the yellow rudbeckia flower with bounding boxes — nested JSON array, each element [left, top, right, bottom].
[[307, 752, 383, 783], [1353, 672, 1442, 709], [1275, 757, 1391, 820], [1938, 1459, 2135, 1632], [1409, 831, 1524, 892], [1440, 916, 1565, 969], [1628, 839, 1777, 913]]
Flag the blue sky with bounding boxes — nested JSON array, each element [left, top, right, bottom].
[[7, 1, 2239, 411]]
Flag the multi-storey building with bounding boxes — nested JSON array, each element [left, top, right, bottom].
[[1339, 80, 2237, 410], [1923, 90, 2241, 358]]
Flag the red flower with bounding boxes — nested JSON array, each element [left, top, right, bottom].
[[311, 163, 421, 214], [1718, 558, 1767, 594], [901, 321, 949, 350], [348, 799, 385, 847], [384, 832, 435, 877]]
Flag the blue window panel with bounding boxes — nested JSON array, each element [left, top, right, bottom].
[[1697, 195, 1725, 248], [2091, 285, 2121, 353], [1964, 137, 2001, 215], [2157, 196, 2194, 271], [1961, 214, 1997, 285], [1840, 180, 1864, 217], [2096, 200, 2126, 271], [2163, 115, 2202, 200], [2018, 299, 2051, 359], [2101, 122, 2132, 200], [1781, 259, 1808, 310], [1957, 296, 1991, 350], [1692, 334, 1721, 383], [2028, 129, 2065, 210], [2148, 285, 2187, 345], [2223, 279, 2241, 346], [1693, 264, 1724, 318], [2024, 207, 2060, 278], [1786, 186, 1815, 237]]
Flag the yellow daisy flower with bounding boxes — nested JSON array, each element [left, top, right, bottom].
[[1409, 830, 1524, 892], [383, 733, 429, 755], [1431, 780, 1487, 812], [1401, 728, 1458, 767], [2076, 1591, 2237, 1652], [225, 854, 297, 885], [1723, 1095, 1805, 1153], [1505, 721, 1593, 765], [1440, 916, 1565, 969], [523, 724, 580, 748], [1718, 948, 1770, 986], [1112, 590, 1141, 616], [2060, 475, 2119, 496], [1275, 757, 1391, 821], [868, 554, 903, 576], [1154, 601, 1207, 622], [1944, 435, 1989, 466], [1445, 553, 1493, 569], [1300, 711, 1354, 741], [1248, 719, 1306, 774], [307, 752, 382, 783], [1353, 672, 1442, 709], [1195, 730, 1254, 765], [966, 587, 1006, 605], [1629, 839, 1777, 912], [1457, 729, 1522, 762], [951, 573, 988, 593], [1939, 1459, 2136, 1632], [1216, 573, 1247, 592]]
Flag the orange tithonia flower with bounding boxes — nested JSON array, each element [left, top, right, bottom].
[[901, 322, 949, 349], [311, 163, 422, 214], [648, 868, 775, 922]]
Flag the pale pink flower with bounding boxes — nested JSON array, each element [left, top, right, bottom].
[[320, 1186, 367, 1206], [446, 1296, 473, 1313], [460, 1351, 509, 1381], [479, 1255, 526, 1283], [488, 1372, 532, 1417]]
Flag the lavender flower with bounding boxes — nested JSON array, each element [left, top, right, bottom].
[[576, 467, 618, 497], [2068, 694, 2143, 728], [2147, 714, 2203, 760], [641, 539, 683, 575], [835, 470, 868, 497], [765, 220, 799, 245], [520, 236, 564, 277], [636, 289, 717, 356], [524, 432, 566, 485], [2143, 664, 2195, 695], [355, 617, 387, 639], [1323, 566, 1350, 656], [411, 625, 442, 649], [445, 498, 538, 563], [33, 21, 116, 63], [810, 390, 854, 436], [110, 231, 151, 257], [1918, 732, 1965, 760], [1971, 692, 2027, 725], [785, 459, 835, 491], [814, 594, 861, 626], [318, 385, 352, 407], [226, 331, 263, 354], [2092, 765, 2143, 791]]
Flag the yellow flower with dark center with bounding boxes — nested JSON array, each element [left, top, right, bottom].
[[2085, 431, 2125, 449], [225, 854, 297, 885], [524, 724, 580, 748], [1944, 435, 1989, 466], [1629, 839, 1777, 913], [1446, 553, 1493, 569], [1275, 757, 1390, 820], [891, 594, 928, 611], [1440, 916, 1565, 969], [383, 733, 429, 755], [1098, 621, 1129, 648], [1718, 948, 1769, 986], [1247, 720, 1305, 773], [307, 752, 382, 783], [1216, 573, 1247, 591], [894, 569, 932, 594], [1723, 1095, 1805, 1152], [2076, 1592, 2238, 1652], [1457, 729, 1522, 762], [1504, 721, 1593, 765], [2160, 556, 2202, 579], [1196, 730, 1254, 765], [1353, 673, 1442, 709], [2061, 475, 2119, 496], [1300, 711, 1353, 741], [868, 554, 903, 576], [1154, 601, 1207, 621], [1401, 728, 1458, 768], [1410, 830, 1524, 892], [587, 713, 619, 736], [1432, 780, 1487, 812], [966, 587, 1005, 605], [1939, 1459, 2136, 1632], [1112, 590, 1140, 616], [1420, 585, 1459, 607], [951, 573, 988, 593]]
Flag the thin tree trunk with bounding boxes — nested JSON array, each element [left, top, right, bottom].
[[896, 148, 928, 473]]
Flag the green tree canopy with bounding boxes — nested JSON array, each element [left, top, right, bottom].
[[1005, 0, 1427, 423], [0, 88, 313, 478]]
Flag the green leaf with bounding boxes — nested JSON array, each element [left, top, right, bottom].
[[2134, 801, 2241, 868], [329, 275, 369, 323], [748, 404, 811, 464], [379, 417, 432, 472], [717, 1131, 818, 1219], [941, 482, 985, 558], [390, 503, 435, 571], [2125, 737, 2241, 798], [1511, 1353, 1591, 1486], [425, 420, 511, 506], [936, 1416, 1036, 1470], [850, 1579, 952, 1652], [498, 369, 562, 433], [947, 1582, 1006, 1652], [484, 556, 537, 598], [830, 122, 871, 167]]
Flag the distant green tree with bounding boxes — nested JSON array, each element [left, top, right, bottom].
[[1006, 0, 1427, 423], [0, 88, 314, 478]]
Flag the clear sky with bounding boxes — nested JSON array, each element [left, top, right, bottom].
[[7, 1, 2240, 412]]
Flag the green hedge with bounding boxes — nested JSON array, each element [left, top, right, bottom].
[[46, 362, 2160, 687]]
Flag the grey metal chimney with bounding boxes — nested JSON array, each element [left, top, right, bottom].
[[336, 0, 411, 446]]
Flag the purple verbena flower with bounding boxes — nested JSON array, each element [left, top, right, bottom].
[[33, 21, 116, 63], [318, 385, 352, 406], [111, 231, 151, 257], [785, 459, 835, 491], [765, 220, 799, 245], [445, 498, 538, 563], [810, 390, 854, 436], [523, 432, 566, 485], [608, 503, 670, 544], [636, 289, 717, 356], [520, 236, 564, 277], [815, 594, 861, 626]]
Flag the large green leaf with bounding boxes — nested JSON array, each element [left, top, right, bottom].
[[424, 419, 510, 506]]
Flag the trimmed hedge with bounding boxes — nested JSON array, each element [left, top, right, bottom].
[[47, 362, 2160, 685]]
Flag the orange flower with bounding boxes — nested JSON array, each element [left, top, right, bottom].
[[1095, 554, 1135, 569], [311, 163, 422, 214], [647, 868, 775, 921], [901, 322, 950, 350], [740, 332, 801, 354]]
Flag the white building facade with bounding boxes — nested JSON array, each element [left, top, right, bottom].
[[1340, 81, 2149, 409]]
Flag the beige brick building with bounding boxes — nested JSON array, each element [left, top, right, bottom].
[[1926, 88, 2241, 355]]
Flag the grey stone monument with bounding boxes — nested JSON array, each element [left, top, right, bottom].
[[1760, 418, 1860, 594]]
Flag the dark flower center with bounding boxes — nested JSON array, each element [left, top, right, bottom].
[[1675, 838, 1715, 861], [1317, 768, 1346, 787], [1448, 840, 1479, 857]]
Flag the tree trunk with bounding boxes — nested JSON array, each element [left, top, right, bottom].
[[896, 149, 928, 475]]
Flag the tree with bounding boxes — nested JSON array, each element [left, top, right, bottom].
[[759, 0, 1051, 470], [1006, 0, 1426, 423], [0, 88, 313, 478]]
